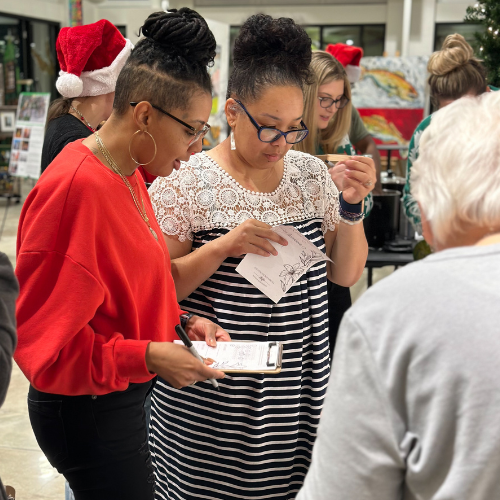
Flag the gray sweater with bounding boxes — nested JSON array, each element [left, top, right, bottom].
[[297, 243, 500, 500], [0, 253, 18, 500]]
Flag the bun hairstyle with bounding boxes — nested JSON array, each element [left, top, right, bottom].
[[295, 50, 352, 156], [113, 8, 216, 115], [428, 33, 487, 106], [226, 14, 312, 102]]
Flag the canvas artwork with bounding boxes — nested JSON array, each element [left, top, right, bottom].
[[351, 56, 428, 159], [203, 45, 223, 149]]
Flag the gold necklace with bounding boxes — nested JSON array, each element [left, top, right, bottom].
[[94, 132, 158, 241]]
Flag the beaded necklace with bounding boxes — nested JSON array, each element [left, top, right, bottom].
[[70, 105, 95, 132]]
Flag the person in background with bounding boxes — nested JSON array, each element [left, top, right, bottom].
[[297, 91, 500, 500], [148, 14, 375, 500], [295, 50, 372, 353], [41, 20, 133, 174], [14, 9, 228, 500], [0, 254, 18, 500], [325, 42, 383, 192], [403, 33, 495, 233]]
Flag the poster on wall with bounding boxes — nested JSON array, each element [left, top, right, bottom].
[[351, 56, 428, 159], [8, 92, 50, 179]]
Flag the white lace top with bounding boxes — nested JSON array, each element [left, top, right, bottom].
[[149, 149, 340, 242]]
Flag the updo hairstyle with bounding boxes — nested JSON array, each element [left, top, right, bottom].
[[295, 50, 352, 155], [226, 14, 313, 103], [113, 8, 216, 115], [428, 33, 487, 107]]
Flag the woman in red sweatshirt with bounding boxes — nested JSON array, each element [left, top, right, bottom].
[[14, 9, 227, 500]]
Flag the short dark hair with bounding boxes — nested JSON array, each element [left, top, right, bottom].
[[114, 8, 216, 115], [227, 14, 313, 103]]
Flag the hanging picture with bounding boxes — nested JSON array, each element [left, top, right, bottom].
[[8, 92, 50, 179], [0, 111, 15, 132], [351, 56, 428, 160]]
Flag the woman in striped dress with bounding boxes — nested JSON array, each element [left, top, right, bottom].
[[149, 14, 375, 500]]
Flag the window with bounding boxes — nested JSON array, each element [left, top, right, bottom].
[[0, 12, 59, 103], [115, 25, 127, 38], [229, 24, 385, 70], [434, 23, 484, 51]]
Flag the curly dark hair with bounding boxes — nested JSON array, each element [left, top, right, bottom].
[[226, 14, 312, 102], [114, 8, 216, 115]]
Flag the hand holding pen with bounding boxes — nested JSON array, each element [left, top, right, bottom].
[[145, 316, 229, 389], [175, 324, 220, 390]]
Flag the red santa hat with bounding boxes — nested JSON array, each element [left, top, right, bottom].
[[325, 43, 363, 84], [56, 19, 133, 98]]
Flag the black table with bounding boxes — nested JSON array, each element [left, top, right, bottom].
[[365, 249, 414, 287]]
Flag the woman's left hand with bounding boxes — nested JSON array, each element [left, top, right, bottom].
[[185, 315, 232, 346], [342, 156, 377, 205]]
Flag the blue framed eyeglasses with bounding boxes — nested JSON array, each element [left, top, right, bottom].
[[234, 100, 309, 144]]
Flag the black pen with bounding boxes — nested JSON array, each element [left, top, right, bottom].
[[175, 324, 220, 391]]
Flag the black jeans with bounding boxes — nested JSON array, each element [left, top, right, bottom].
[[28, 382, 154, 500]]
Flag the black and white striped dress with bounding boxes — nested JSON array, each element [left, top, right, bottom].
[[149, 151, 339, 500]]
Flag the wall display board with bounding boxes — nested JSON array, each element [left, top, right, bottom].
[[352, 56, 428, 159], [8, 92, 50, 179]]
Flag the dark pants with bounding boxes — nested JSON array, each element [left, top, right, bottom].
[[327, 281, 352, 358], [28, 382, 154, 500]]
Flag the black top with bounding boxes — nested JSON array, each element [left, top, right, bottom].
[[41, 114, 91, 173]]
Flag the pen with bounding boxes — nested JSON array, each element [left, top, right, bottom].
[[175, 324, 220, 391]]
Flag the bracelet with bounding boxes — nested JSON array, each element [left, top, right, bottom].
[[180, 312, 194, 330], [340, 213, 365, 225], [339, 191, 362, 214], [339, 191, 364, 224]]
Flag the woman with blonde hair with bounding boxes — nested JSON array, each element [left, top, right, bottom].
[[296, 50, 373, 352], [403, 33, 496, 232], [296, 50, 352, 158]]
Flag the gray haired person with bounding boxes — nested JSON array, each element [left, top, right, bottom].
[[0, 253, 19, 500], [297, 91, 500, 500]]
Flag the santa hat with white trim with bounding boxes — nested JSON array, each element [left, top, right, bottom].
[[325, 43, 363, 84], [56, 19, 133, 98]]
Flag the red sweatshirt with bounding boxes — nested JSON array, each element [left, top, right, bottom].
[[15, 140, 181, 395]]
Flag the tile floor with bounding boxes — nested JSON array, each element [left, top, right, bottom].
[[0, 182, 393, 499]]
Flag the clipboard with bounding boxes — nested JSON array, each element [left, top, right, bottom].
[[174, 340, 284, 374], [224, 341, 283, 374], [314, 154, 350, 164]]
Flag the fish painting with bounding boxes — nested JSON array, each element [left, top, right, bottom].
[[362, 114, 408, 145], [361, 68, 419, 101]]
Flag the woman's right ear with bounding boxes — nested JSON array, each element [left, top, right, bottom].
[[225, 98, 238, 129]]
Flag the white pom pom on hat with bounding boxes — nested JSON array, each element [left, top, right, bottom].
[[56, 72, 84, 98], [55, 19, 133, 98]]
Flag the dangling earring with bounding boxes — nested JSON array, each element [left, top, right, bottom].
[[129, 129, 157, 166], [230, 129, 236, 151]]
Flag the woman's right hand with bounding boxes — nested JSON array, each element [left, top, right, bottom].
[[217, 219, 288, 258], [327, 161, 346, 191], [145, 342, 225, 389]]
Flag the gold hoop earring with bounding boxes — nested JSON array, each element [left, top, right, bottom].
[[128, 129, 157, 166]]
